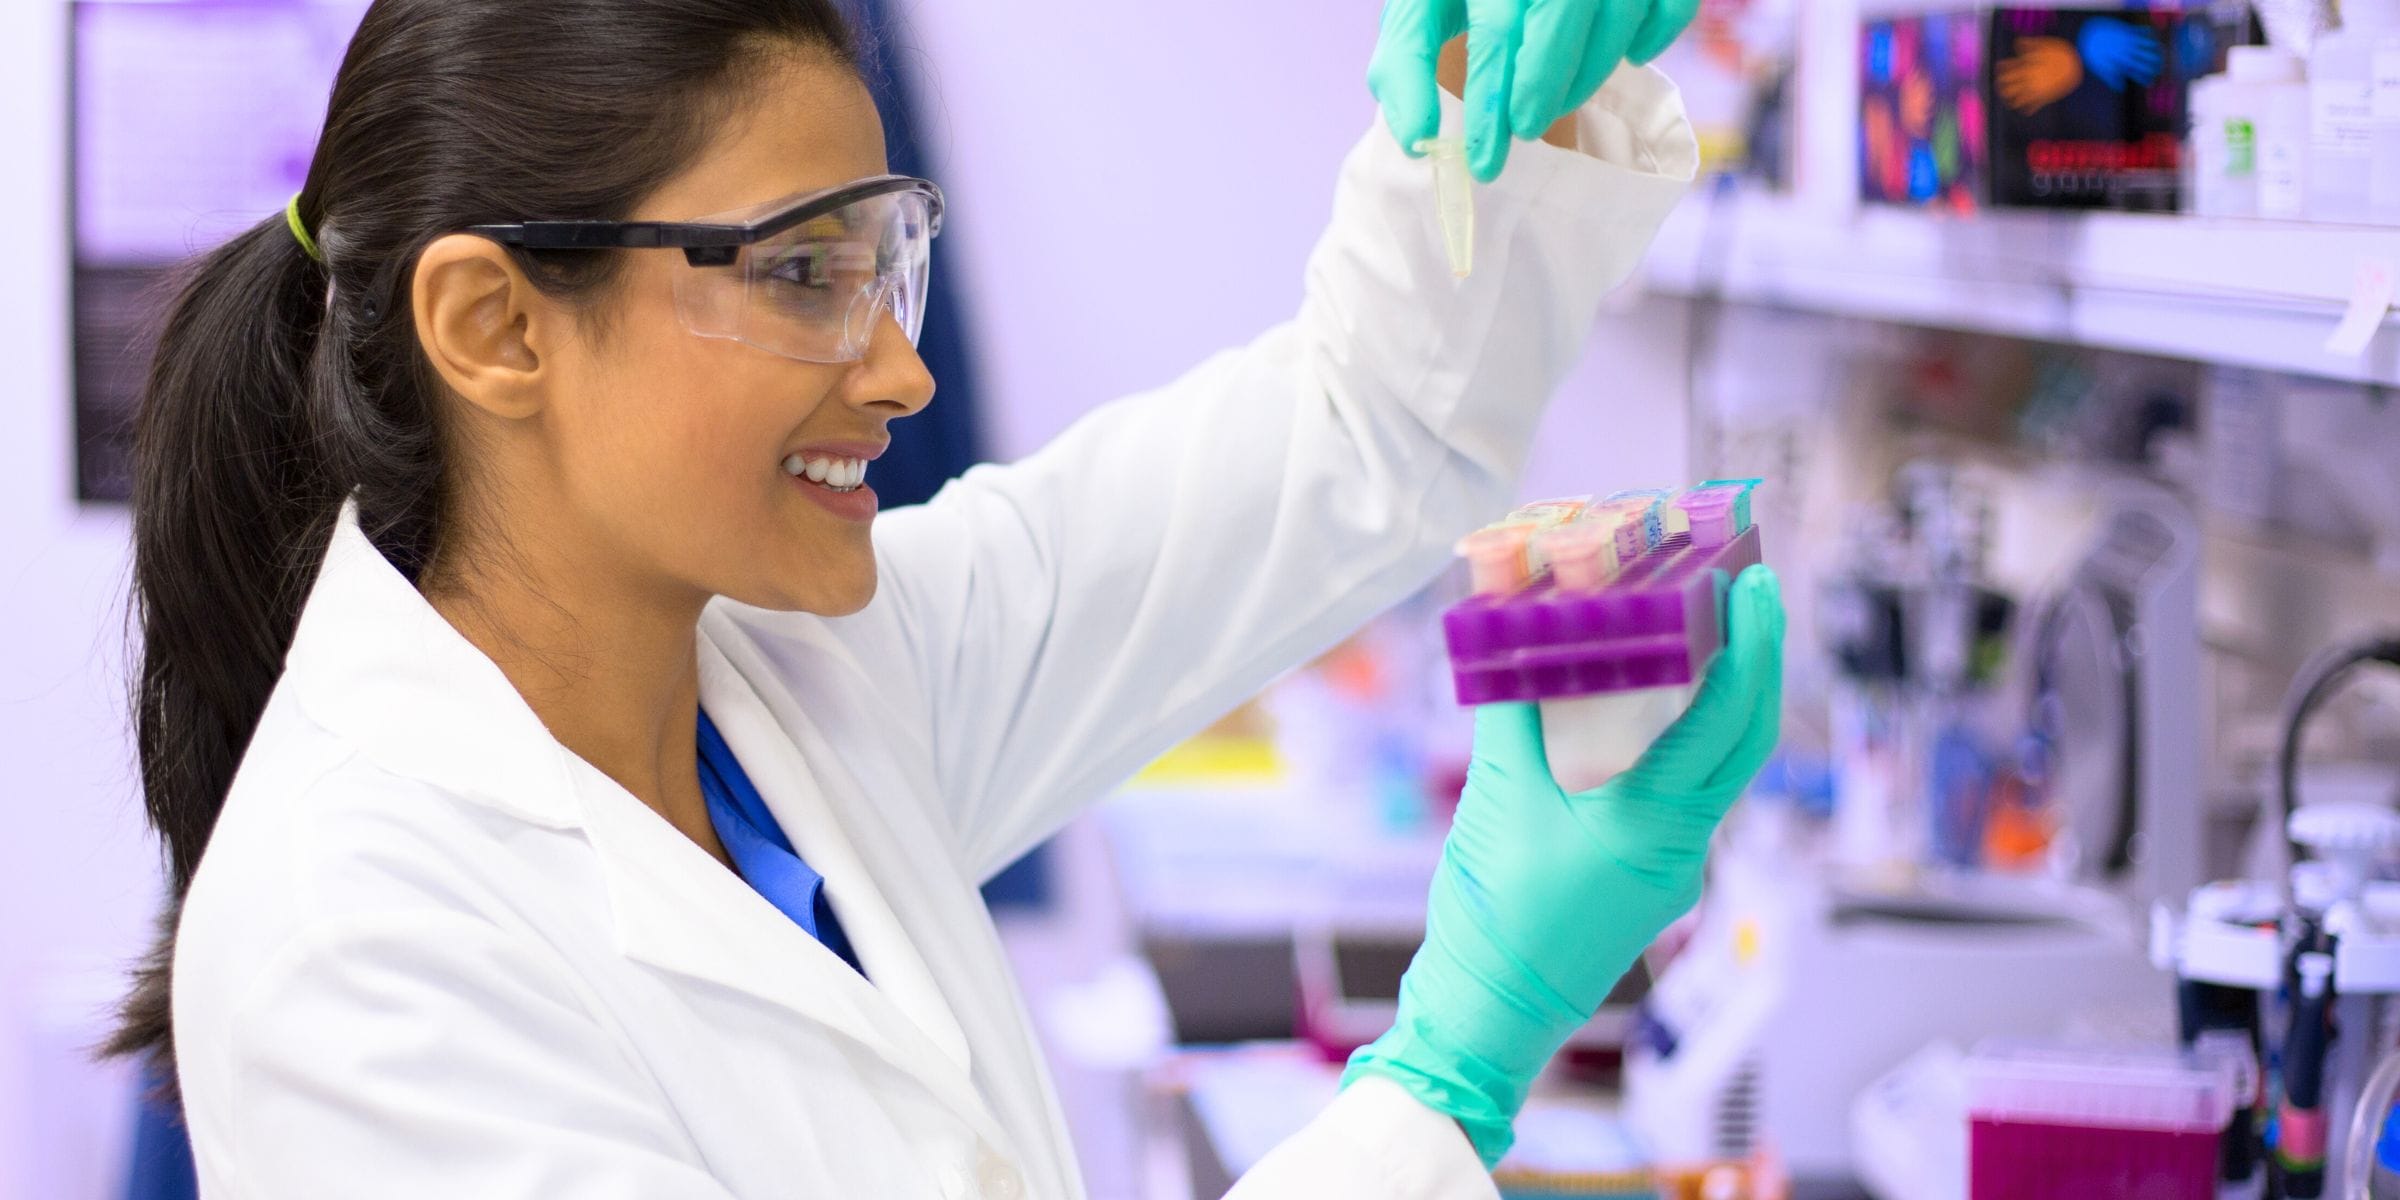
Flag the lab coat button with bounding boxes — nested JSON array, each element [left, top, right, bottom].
[[974, 1145, 1023, 1200]]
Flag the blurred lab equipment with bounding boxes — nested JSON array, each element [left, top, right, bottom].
[[1627, 464, 2205, 1184], [1625, 826, 2167, 1182], [1966, 1040, 2243, 1200], [2151, 633, 2400, 1200]]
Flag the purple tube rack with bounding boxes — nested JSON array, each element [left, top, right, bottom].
[[1443, 487, 1763, 706]]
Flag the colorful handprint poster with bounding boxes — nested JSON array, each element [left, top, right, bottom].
[[1861, 12, 1986, 210], [1986, 7, 2248, 210], [1862, 4, 2258, 213]]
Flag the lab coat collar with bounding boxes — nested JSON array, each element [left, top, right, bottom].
[[285, 501, 579, 828], [283, 503, 1006, 1147]]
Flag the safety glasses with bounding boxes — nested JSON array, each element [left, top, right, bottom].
[[467, 175, 944, 365]]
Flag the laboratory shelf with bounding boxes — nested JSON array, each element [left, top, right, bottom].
[[1643, 194, 2400, 388]]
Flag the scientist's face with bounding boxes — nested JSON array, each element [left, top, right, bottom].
[[538, 50, 934, 617]]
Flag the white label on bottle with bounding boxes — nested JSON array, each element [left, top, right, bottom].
[[2317, 81, 2374, 156], [2261, 133, 2307, 217], [2379, 46, 2400, 121]]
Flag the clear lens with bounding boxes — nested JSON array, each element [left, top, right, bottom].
[[673, 188, 937, 364]]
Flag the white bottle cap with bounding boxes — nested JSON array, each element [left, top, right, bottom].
[[2227, 45, 2306, 85]]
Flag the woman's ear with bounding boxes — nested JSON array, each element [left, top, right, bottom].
[[411, 234, 554, 420]]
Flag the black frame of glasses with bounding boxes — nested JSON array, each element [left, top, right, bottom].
[[464, 175, 944, 268]]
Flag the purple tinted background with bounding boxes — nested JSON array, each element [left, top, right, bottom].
[[75, 0, 369, 264]]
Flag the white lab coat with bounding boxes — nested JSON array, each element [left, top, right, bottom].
[[171, 72, 1696, 1199]]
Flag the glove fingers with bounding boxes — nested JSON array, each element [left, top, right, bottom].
[[1508, 0, 1599, 141], [1614, 567, 1770, 788], [1371, 0, 1459, 154], [1701, 567, 1787, 796], [1562, 0, 1649, 123], [1468, 701, 1554, 793], [1464, 0, 1527, 181], [1628, 0, 1701, 66]]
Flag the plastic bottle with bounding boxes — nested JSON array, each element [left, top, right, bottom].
[[2192, 48, 2309, 218], [2261, 60, 2317, 219], [2309, 0, 2400, 223]]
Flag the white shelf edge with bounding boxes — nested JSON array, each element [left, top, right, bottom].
[[1640, 195, 2400, 388]]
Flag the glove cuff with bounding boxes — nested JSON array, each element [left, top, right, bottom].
[[1341, 957, 1586, 1167]]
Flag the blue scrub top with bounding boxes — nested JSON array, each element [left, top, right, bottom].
[[696, 711, 864, 976]]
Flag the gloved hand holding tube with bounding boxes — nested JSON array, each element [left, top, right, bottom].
[[1371, 0, 1703, 182], [1343, 565, 1784, 1165]]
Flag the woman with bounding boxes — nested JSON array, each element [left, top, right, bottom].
[[114, 0, 1776, 1196]]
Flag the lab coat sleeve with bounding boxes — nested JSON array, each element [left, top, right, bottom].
[[216, 911, 735, 1199], [854, 68, 1697, 877], [1225, 1076, 1499, 1200]]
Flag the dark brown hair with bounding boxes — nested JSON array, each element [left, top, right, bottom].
[[112, 0, 858, 1078]]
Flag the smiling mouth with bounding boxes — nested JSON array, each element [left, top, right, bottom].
[[783, 452, 868, 493]]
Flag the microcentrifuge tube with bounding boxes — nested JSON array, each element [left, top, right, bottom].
[[1414, 137, 1473, 279]]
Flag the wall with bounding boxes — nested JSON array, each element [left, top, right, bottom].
[[0, 1, 1694, 1195], [0, 1, 156, 1197], [897, 0, 1690, 484]]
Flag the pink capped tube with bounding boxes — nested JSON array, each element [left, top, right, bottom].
[[1673, 478, 1763, 548], [1457, 524, 1537, 596]]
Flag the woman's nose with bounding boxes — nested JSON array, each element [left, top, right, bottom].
[[845, 307, 936, 419]]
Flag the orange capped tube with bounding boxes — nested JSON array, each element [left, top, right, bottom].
[[1540, 520, 1623, 592], [1458, 524, 1537, 596]]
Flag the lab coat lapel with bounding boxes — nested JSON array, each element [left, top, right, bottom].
[[698, 611, 1075, 1199], [579, 746, 1009, 1148], [692, 636, 976, 1074]]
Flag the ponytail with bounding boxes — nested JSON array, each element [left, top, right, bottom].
[[104, 0, 861, 1081], [108, 212, 343, 1073]]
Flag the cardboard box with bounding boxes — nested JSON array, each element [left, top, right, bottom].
[[1861, 4, 2257, 211]]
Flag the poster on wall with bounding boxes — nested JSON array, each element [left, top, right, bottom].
[[72, 0, 369, 502]]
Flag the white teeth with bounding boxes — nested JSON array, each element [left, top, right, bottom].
[[784, 454, 868, 491]]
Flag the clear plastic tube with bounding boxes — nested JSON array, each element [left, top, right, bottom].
[[1414, 137, 1473, 279], [2344, 1044, 2400, 1200]]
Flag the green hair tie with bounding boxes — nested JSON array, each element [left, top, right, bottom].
[[285, 193, 324, 264]]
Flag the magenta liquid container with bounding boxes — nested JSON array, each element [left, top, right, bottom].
[[1966, 1042, 2237, 1200], [1442, 481, 1762, 792]]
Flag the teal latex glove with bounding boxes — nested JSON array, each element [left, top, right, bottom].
[[1370, 0, 1703, 183], [1344, 565, 1784, 1165]]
